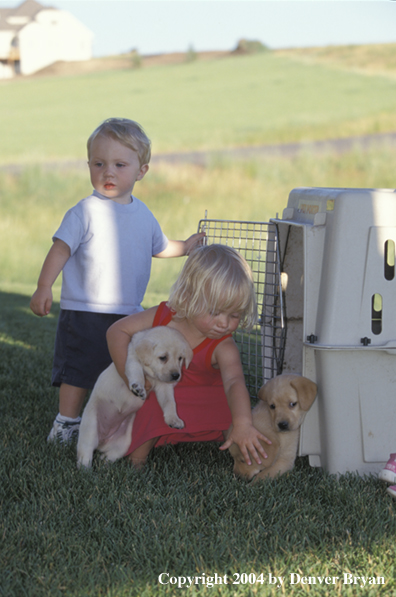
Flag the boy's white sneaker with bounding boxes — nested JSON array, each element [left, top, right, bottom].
[[47, 414, 81, 444]]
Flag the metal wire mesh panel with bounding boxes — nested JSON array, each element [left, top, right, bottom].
[[197, 217, 286, 398]]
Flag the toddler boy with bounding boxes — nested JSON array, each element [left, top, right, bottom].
[[30, 117, 203, 443]]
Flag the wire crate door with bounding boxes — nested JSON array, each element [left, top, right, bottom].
[[197, 218, 286, 398]]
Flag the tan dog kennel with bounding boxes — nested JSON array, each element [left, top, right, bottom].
[[199, 187, 396, 476]]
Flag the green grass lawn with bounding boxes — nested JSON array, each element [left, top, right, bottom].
[[1, 291, 395, 596], [1, 52, 396, 164], [2, 46, 396, 595]]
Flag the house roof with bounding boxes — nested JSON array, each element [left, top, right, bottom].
[[0, 0, 54, 33]]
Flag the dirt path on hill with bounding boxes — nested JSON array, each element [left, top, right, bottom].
[[150, 131, 396, 166], [1, 131, 396, 174]]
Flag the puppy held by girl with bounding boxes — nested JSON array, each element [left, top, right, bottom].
[[107, 244, 272, 469], [76, 326, 193, 469]]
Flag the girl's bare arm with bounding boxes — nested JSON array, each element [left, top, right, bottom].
[[106, 307, 157, 386], [215, 337, 271, 465]]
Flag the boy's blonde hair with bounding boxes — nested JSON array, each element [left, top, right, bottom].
[[168, 244, 257, 330], [87, 118, 151, 166]]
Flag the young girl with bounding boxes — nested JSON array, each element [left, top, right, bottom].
[[106, 244, 271, 468]]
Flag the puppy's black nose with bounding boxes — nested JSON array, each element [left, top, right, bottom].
[[171, 372, 180, 381], [278, 421, 289, 431]]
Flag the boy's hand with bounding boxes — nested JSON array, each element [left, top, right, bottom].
[[154, 232, 205, 258], [29, 239, 70, 316], [220, 421, 271, 466], [184, 231, 206, 255], [30, 286, 53, 316]]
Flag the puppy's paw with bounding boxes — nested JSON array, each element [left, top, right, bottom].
[[165, 415, 185, 429], [76, 456, 93, 470], [130, 383, 146, 400]]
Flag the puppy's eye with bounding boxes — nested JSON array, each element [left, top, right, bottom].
[[289, 402, 297, 408], [178, 356, 183, 362], [269, 404, 276, 410], [159, 355, 168, 362]]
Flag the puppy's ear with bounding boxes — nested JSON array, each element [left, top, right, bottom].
[[134, 337, 154, 360], [290, 376, 317, 411], [257, 384, 270, 404]]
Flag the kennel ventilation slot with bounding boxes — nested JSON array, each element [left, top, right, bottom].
[[197, 217, 286, 398]]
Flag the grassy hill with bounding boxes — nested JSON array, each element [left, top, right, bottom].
[[277, 42, 396, 77], [1, 46, 396, 164], [1, 42, 396, 299], [32, 42, 396, 80]]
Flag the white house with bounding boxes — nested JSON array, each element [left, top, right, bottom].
[[0, 0, 93, 78]]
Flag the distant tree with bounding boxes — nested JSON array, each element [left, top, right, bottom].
[[185, 44, 197, 63], [130, 49, 142, 69], [233, 39, 269, 54]]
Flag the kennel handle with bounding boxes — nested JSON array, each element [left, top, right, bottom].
[[303, 340, 396, 354]]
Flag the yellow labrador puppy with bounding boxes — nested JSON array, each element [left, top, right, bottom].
[[77, 327, 193, 468], [229, 374, 317, 482]]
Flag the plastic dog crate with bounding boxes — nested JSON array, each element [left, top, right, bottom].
[[200, 186, 396, 476], [276, 187, 396, 476]]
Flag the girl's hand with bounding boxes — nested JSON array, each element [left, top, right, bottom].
[[144, 378, 153, 394], [220, 421, 271, 466]]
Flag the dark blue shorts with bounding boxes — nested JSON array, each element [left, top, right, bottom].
[[52, 309, 126, 390]]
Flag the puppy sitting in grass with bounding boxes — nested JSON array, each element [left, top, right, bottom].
[[77, 326, 192, 468], [229, 374, 317, 482]]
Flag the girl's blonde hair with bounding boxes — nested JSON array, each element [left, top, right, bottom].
[[87, 118, 151, 166], [168, 244, 257, 329]]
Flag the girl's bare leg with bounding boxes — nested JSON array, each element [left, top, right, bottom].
[[128, 437, 158, 469]]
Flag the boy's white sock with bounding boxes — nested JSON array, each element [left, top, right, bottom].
[[55, 413, 81, 424]]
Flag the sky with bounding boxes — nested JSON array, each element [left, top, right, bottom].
[[1, 0, 396, 57]]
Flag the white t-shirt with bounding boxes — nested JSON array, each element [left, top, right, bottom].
[[53, 191, 168, 315]]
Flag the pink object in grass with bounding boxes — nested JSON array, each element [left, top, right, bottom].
[[378, 453, 396, 484], [386, 485, 396, 499]]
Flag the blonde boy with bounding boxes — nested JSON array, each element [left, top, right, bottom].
[[30, 118, 203, 443]]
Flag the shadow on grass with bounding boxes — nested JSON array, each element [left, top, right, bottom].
[[1, 291, 396, 596], [0, 290, 60, 349], [0, 291, 60, 421]]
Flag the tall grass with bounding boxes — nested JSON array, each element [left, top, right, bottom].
[[1, 52, 396, 163], [2, 145, 396, 305]]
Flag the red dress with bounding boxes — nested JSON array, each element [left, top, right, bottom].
[[125, 302, 233, 455]]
